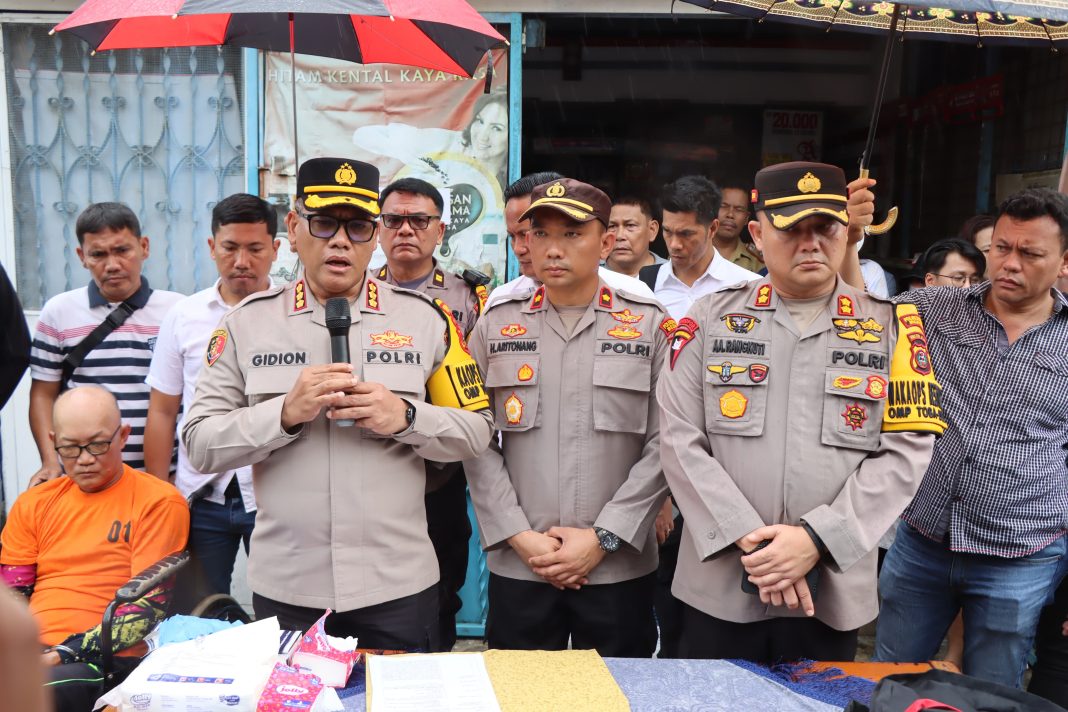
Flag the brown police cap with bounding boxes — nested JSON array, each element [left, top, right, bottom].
[[751, 161, 848, 230], [519, 178, 611, 227], [296, 157, 380, 216]]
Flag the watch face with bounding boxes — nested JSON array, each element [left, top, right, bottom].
[[598, 529, 621, 553]]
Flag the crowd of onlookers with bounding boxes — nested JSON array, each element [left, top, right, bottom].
[[1, 154, 1067, 712]]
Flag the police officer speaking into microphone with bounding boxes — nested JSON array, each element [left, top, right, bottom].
[[183, 158, 493, 650]]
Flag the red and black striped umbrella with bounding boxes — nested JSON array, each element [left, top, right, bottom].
[[53, 0, 507, 79]]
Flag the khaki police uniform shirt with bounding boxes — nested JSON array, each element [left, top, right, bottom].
[[182, 276, 493, 612], [464, 281, 671, 585], [657, 277, 946, 631], [375, 261, 486, 338], [376, 261, 488, 491]]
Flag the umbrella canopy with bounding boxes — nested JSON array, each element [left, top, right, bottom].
[[53, 0, 507, 78], [681, 0, 1068, 233], [679, 1, 1068, 45]]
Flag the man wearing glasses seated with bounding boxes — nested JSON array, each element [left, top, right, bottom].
[[1, 385, 189, 712], [372, 177, 488, 652], [182, 158, 492, 650]]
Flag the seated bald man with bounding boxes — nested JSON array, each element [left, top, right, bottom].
[[1, 385, 189, 711]]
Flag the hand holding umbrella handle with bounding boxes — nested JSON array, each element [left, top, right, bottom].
[[858, 168, 899, 236]]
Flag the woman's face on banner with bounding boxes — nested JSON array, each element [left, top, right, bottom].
[[468, 102, 507, 164]]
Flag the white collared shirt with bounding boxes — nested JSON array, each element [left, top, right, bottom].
[[486, 266, 656, 308], [653, 248, 760, 319], [146, 280, 264, 511]]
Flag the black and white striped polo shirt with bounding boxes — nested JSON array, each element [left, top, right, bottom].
[[29, 278, 183, 470]]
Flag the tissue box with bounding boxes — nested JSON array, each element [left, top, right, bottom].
[[288, 610, 359, 688], [255, 663, 324, 711]]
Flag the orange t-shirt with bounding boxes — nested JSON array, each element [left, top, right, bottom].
[[0, 465, 189, 648]]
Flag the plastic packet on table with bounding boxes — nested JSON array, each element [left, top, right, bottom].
[[94, 617, 328, 712], [256, 662, 343, 711], [288, 609, 360, 688]]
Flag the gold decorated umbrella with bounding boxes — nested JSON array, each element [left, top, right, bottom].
[[679, 1, 1068, 233]]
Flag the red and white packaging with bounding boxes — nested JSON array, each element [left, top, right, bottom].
[[255, 663, 323, 712], [288, 610, 360, 688]]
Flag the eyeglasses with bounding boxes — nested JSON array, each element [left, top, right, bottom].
[[297, 211, 377, 243], [719, 205, 750, 217], [54, 426, 121, 460], [933, 273, 985, 287], [380, 214, 440, 231]]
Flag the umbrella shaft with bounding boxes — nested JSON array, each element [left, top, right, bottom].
[[290, 13, 298, 170], [860, 4, 903, 172]]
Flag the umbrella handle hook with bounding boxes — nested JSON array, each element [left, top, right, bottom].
[[858, 168, 898, 236]]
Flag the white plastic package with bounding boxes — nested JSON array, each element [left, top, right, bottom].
[[94, 617, 342, 712]]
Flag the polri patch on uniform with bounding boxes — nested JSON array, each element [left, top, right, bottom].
[[370, 330, 413, 349], [504, 393, 524, 425], [293, 280, 308, 312], [607, 325, 642, 340], [530, 286, 546, 311], [833, 375, 863, 390], [599, 286, 613, 310], [708, 362, 746, 383], [500, 323, 527, 338], [659, 317, 678, 337], [668, 317, 700, 369], [837, 295, 855, 317], [721, 313, 760, 333], [753, 284, 773, 308], [475, 285, 488, 314], [719, 389, 748, 419], [205, 329, 228, 367], [866, 375, 888, 399], [611, 309, 643, 324], [366, 280, 380, 311], [908, 332, 932, 375], [841, 402, 868, 431], [831, 350, 887, 370], [834, 316, 883, 343], [748, 363, 768, 383]]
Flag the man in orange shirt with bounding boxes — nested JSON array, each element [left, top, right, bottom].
[[1, 385, 188, 711]]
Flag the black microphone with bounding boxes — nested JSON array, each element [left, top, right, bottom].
[[324, 297, 354, 427]]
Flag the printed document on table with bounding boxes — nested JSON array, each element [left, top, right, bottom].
[[367, 652, 502, 712]]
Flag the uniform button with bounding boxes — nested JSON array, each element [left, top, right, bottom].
[[953, 496, 962, 503], [963, 456, 973, 465], [975, 422, 984, 429], [707, 531, 717, 540]]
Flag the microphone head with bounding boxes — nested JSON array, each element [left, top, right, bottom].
[[325, 297, 352, 332]]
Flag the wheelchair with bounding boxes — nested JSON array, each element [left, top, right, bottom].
[[99, 484, 254, 688]]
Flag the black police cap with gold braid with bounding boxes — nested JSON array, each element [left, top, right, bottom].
[[297, 157, 380, 216], [751, 161, 848, 230]]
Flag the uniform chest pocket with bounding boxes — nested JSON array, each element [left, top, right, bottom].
[[703, 358, 770, 437], [363, 363, 426, 398], [244, 367, 302, 406], [485, 357, 540, 432], [592, 356, 652, 435], [821, 370, 886, 451]]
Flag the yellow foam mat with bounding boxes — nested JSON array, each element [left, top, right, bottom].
[[482, 649, 630, 712]]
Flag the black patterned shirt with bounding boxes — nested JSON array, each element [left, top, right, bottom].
[[894, 283, 1068, 558]]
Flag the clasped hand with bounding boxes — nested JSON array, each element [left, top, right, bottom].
[[737, 525, 820, 617], [509, 527, 606, 591], [280, 363, 407, 434]]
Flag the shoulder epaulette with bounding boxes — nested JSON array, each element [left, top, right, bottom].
[[232, 282, 286, 311]]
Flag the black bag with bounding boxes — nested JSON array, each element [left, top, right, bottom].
[[59, 300, 139, 389], [843, 669, 1068, 712]]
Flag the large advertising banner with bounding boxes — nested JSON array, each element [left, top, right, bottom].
[[263, 51, 509, 284]]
